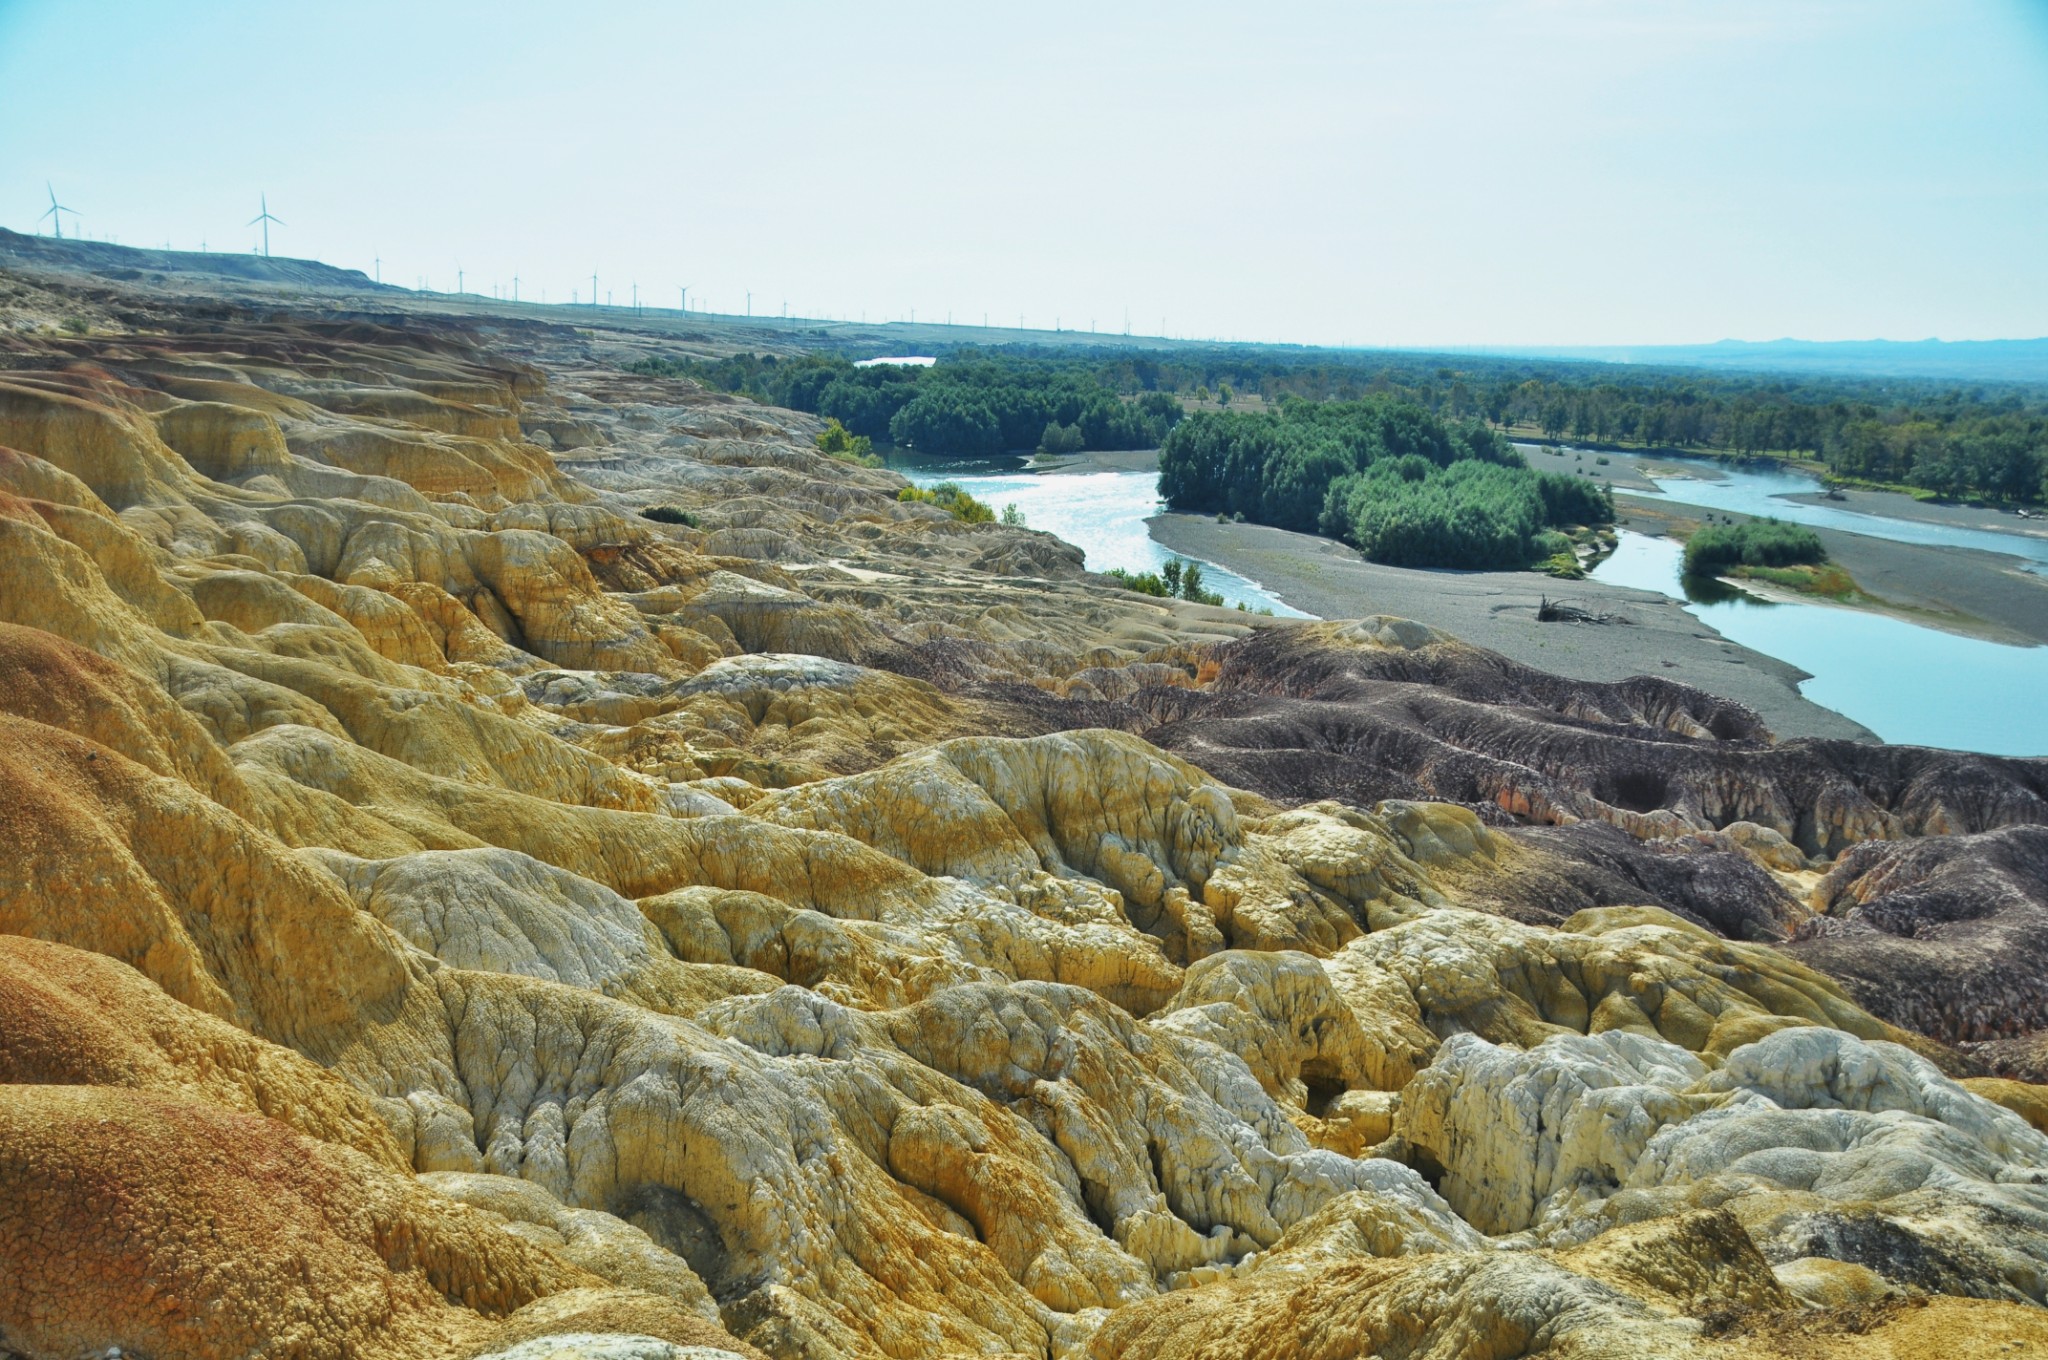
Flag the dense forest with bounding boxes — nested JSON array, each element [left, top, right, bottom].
[[1160, 400, 1614, 570], [629, 343, 2047, 503], [1099, 347, 2047, 504], [624, 351, 1182, 457]]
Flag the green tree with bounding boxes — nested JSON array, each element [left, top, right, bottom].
[[1039, 421, 1086, 454], [643, 344, 2048, 509], [1177, 560, 1221, 604], [814, 418, 877, 464]]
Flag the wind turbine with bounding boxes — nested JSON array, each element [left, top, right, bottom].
[[248, 194, 283, 257], [677, 284, 689, 313], [39, 183, 78, 239], [591, 271, 599, 308]]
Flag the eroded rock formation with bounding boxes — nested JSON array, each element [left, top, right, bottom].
[[1, 255, 2045, 1359]]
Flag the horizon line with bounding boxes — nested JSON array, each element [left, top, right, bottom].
[[2, 226, 2043, 357]]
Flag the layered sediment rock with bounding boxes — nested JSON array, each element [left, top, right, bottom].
[[2, 259, 2046, 1359], [1790, 826, 2048, 1051]]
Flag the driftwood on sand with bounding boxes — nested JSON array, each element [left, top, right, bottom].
[[1537, 596, 1633, 625]]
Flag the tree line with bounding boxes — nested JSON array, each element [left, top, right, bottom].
[[1082, 346, 2046, 505], [623, 351, 1183, 457], [626, 343, 2048, 504], [1159, 399, 1614, 571], [1121, 350, 2046, 504]]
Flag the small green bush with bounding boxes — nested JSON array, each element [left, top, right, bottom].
[[815, 418, 881, 467], [1683, 518, 1826, 576], [1109, 558, 1221, 605], [898, 482, 996, 523], [641, 505, 699, 527], [1105, 567, 1170, 597]]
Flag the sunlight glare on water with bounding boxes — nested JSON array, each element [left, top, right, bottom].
[[900, 467, 1313, 617]]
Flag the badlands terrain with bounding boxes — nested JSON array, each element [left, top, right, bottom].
[[3, 245, 2048, 1359]]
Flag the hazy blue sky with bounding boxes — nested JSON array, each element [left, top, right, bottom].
[[2, 1, 2044, 346]]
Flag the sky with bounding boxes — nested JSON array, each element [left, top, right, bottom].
[[1, 0, 2044, 347]]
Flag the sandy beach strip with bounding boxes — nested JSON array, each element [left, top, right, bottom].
[[1783, 484, 2048, 540], [1024, 448, 1164, 476]]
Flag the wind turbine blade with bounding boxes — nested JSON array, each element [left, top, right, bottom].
[[248, 215, 262, 226]]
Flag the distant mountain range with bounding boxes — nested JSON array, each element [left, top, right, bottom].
[[1442, 338, 2048, 385], [2, 227, 2039, 384]]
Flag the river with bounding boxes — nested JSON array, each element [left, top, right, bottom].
[[1592, 530, 2046, 755], [1589, 454, 2047, 756], [1616, 454, 2048, 574], [894, 457, 1312, 618], [896, 451, 2045, 757]]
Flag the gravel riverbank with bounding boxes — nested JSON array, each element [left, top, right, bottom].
[[1148, 511, 1876, 742], [1617, 497, 2048, 647]]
